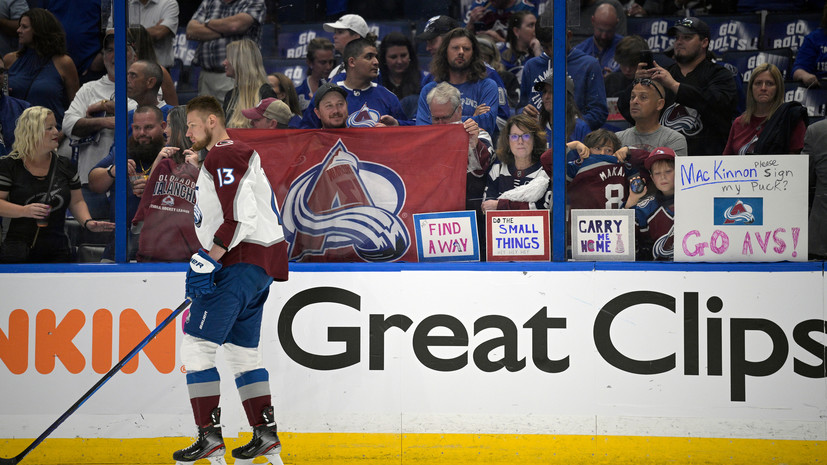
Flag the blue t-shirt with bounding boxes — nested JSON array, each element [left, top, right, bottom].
[[416, 79, 500, 137], [792, 28, 827, 79], [422, 64, 511, 132], [572, 34, 623, 75], [298, 80, 411, 128], [92, 147, 143, 224]]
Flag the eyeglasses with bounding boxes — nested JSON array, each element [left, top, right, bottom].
[[431, 103, 460, 123], [633, 78, 664, 99], [509, 133, 532, 143]]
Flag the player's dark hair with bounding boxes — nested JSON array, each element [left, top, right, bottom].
[[18, 8, 67, 59], [430, 28, 487, 83], [583, 128, 621, 153], [496, 113, 546, 165], [378, 31, 421, 99], [186, 95, 225, 126]]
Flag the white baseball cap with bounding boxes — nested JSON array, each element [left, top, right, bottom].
[[323, 14, 369, 38]]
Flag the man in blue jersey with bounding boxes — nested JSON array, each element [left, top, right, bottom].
[[521, 25, 608, 130], [416, 28, 500, 137], [419, 20, 511, 136], [299, 38, 407, 128]]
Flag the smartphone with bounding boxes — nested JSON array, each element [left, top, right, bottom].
[[640, 50, 654, 69]]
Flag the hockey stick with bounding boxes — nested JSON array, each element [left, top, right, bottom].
[[0, 298, 193, 465]]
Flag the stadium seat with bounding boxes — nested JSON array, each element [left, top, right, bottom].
[[722, 48, 794, 83], [627, 14, 761, 54], [762, 13, 820, 53], [263, 58, 307, 86], [785, 81, 827, 120]]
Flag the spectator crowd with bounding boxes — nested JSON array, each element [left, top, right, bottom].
[[1, 0, 827, 264]]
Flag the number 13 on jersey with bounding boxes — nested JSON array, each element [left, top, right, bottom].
[[217, 168, 235, 187]]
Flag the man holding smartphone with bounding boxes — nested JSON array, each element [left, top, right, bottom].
[[616, 17, 737, 156]]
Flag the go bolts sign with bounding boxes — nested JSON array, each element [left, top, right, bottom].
[[277, 287, 826, 402]]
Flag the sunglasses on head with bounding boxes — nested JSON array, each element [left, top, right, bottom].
[[633, 78, 664, 99], [509, 133, 532, 143]]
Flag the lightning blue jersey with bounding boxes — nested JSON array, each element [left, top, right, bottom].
[[416, 78, 500, 137], [298, 80, 411, 128]]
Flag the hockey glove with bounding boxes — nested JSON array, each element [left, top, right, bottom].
[[186, 249, 222, 298]]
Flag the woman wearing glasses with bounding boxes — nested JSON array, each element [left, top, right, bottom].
[[482, 113, 551, 212], [723, 63, 807, 155]]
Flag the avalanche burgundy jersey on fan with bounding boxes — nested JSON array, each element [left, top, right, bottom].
[[195, 139, 288, 280], [566, 154, 631, 210], [298, 81, 410, 128], [634, 193, 675, 260]]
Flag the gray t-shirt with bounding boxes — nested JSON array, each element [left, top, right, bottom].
[[616, 125, 688, 157]]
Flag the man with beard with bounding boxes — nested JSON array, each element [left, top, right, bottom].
[[416, 28, 500, 137], [299, 38, 407, 128], [87, 105, 166, 260], [173, 95, 287, 465], [572, 3, 623, 77], [616, 17, 737, 156], [313, 82, 348, 129]]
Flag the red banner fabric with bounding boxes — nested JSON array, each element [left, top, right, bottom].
[[228, 125, 468, 262]]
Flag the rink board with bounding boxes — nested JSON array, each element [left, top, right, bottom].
[[0, 266, 825, 463]]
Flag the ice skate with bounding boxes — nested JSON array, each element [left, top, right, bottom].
[[232, 406, 282, 465], [173, 408, 226, 465]]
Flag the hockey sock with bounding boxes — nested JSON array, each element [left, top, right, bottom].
[[186, 367, 221, 427], [235, 368, 271, 426]]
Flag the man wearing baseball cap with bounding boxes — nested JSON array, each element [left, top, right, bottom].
[[323, 13, 373, 80], [312, 82, 348, 129], [625, 146, 675, 260], [241, 98, 292, 129], [416, 15, 460, 55], [617, 16, 737, 156]]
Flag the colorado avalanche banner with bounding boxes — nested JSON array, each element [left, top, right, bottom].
[[227, 125, 468, 262]]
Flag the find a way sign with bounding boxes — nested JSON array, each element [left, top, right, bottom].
[[413, 211, 480, 262]]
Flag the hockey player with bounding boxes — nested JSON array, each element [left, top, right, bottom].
[[174, 95, 289, 465]]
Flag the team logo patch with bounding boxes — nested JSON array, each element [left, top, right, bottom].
[[661, 103, 702, 136], [282, 139, 410, 261], [347, 103, 380, 128], [714, 198, 763, 225], [161, 195, 175, 207]]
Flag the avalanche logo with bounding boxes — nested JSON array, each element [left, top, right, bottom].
[[661, 103, 702, 137], [347, 103, 380, 128], [281, 139, 410, 262], [161, 195, 175, 207], [714, 198, 763, 225]]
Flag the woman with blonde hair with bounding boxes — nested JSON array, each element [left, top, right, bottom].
[[222, 39, 277, 128], [0, 106, 113, 263], [482, 113, 551, 212], [723, 63, 808, 155]]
